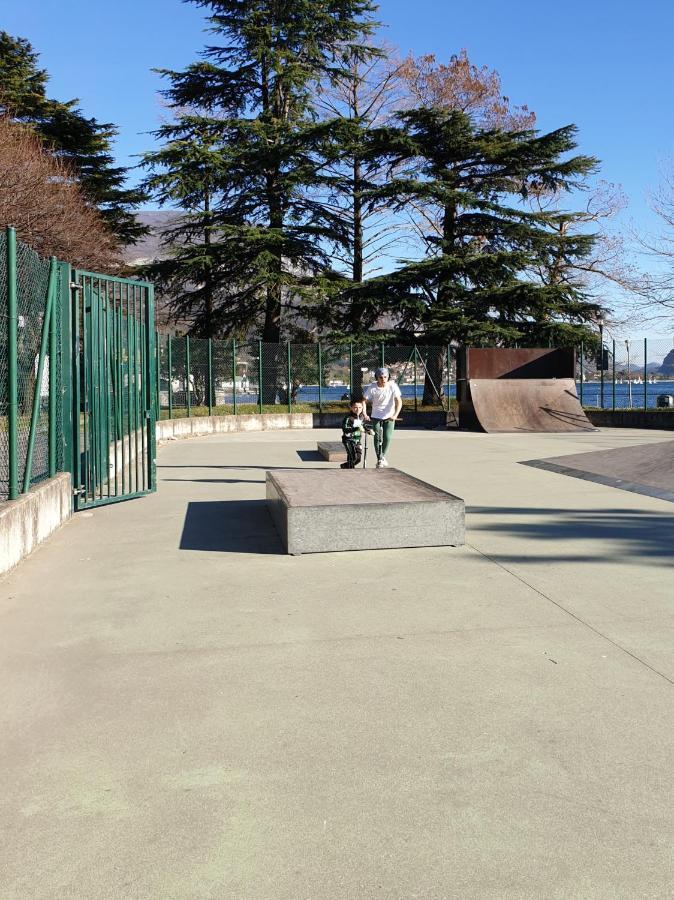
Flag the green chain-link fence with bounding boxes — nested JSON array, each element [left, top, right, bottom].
[[155, 335, 674, 421], [577, 337, 674, 410], [155, 338, 454, 419], [1, 228, 63, 501]]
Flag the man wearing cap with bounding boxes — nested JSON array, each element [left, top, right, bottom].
[[363, 367, 403, 468]]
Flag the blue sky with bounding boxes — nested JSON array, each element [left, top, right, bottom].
[[5, 0, 672, 215], [4, 0, 674, 334]]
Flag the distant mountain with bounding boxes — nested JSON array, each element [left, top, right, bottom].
[[123, 211, 180, 266], [659, 349, 674, 376]]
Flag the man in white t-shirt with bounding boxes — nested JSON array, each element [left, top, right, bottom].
[[363, 367, 402, 468]]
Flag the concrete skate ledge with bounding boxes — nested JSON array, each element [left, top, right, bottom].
[[0, 473, 72, 576], [267, 468, 465, 555], [317, 441, 347, 461]]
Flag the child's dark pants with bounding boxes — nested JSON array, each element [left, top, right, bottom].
[[341, 437, 362, 469]]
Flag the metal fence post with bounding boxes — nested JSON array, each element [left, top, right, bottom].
[[599, 326, 605, 410], [579, 341, 584, 406], [447, 344, 451, 407], [380, 342, 385, 368], [232, 337, 237, 415], [207, 337, 213, 415], [287, 341, 292, 414], [23, 257, 57, 493], [49, 260, 58, 477], [317, 342, 323, 414], [349, 342, 353, 398], [155, 331, 160, 418], [167, 335, 173, 419], [612, 340, 616, 411], [58, 262, 74, 494], [258, 339, 263, 414], [6, 227, 18, 499], [413, 346, 418, 413], [185, 335, 191, 417], [644, 338, 648, 409]]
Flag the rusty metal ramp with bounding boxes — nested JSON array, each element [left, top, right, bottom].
[[468, 378, 596, 433]]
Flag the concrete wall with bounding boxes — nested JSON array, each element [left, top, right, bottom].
[[156, 412, 314, 443], [156, 410, 449, 443], [0, 473, 72, 576], [586, 409, 674, 430]]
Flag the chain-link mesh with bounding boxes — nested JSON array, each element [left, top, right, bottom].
[[0, 235, 62, 501], [577, 337, 674, 410], [0, 232, 8, 497], [16, 242, 52, 493]]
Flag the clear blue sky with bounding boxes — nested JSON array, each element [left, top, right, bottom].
[[4, 0, 672, 220], [4, 0, 674, 334]]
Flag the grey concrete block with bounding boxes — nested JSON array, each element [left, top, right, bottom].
[[266, 468, 464, 555], [317, 441, 347, 461]]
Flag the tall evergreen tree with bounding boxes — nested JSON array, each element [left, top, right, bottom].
[[347, 109, 605, 348], [143, 0, 378, 346], [0, 31, 146, 245]]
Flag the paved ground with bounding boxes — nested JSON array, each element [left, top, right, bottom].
[[1, 426, 672, 900]]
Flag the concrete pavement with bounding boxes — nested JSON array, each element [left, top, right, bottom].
[[0, 426, 672, 899]]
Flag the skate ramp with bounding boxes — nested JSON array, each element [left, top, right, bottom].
[[468, 378, 596, 433], [521, 440, 674, 502]]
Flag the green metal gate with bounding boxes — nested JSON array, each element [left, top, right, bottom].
[[71, 271, 156, 510]]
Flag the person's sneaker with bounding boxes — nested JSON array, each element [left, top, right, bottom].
[[380, 456, 389, 467], [376, 459, 383, 469]]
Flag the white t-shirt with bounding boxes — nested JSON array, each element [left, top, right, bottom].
[[364, 380, 401, 419]]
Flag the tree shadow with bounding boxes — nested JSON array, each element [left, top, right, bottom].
[[467, 505, 674, 564], [179, 499, 283, 554]]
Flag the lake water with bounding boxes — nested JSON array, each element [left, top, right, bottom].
[[290, 381, 674, 410], [179, 379, 674, 410]]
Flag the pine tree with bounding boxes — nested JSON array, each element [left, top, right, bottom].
[[141, 116, 225, 335], [0, 30, 146, 245], [143, 0, 378, 348], [349, 109, 605, 349]]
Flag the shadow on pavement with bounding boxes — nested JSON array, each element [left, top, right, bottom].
[[467, 506, 674, 563], [163, 477, 263, 484], [180, 499, 282, 554], [296, 449, 324, 462]]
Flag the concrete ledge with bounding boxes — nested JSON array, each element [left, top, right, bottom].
[[317, 441, 347, 461], [0, 473, 72, 576], [157, 412, 314, 443], [266, 468, 465, 555], [586, 409, 674, 430]]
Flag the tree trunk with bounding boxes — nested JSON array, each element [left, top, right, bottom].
[[421, 348, 445, 406]]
